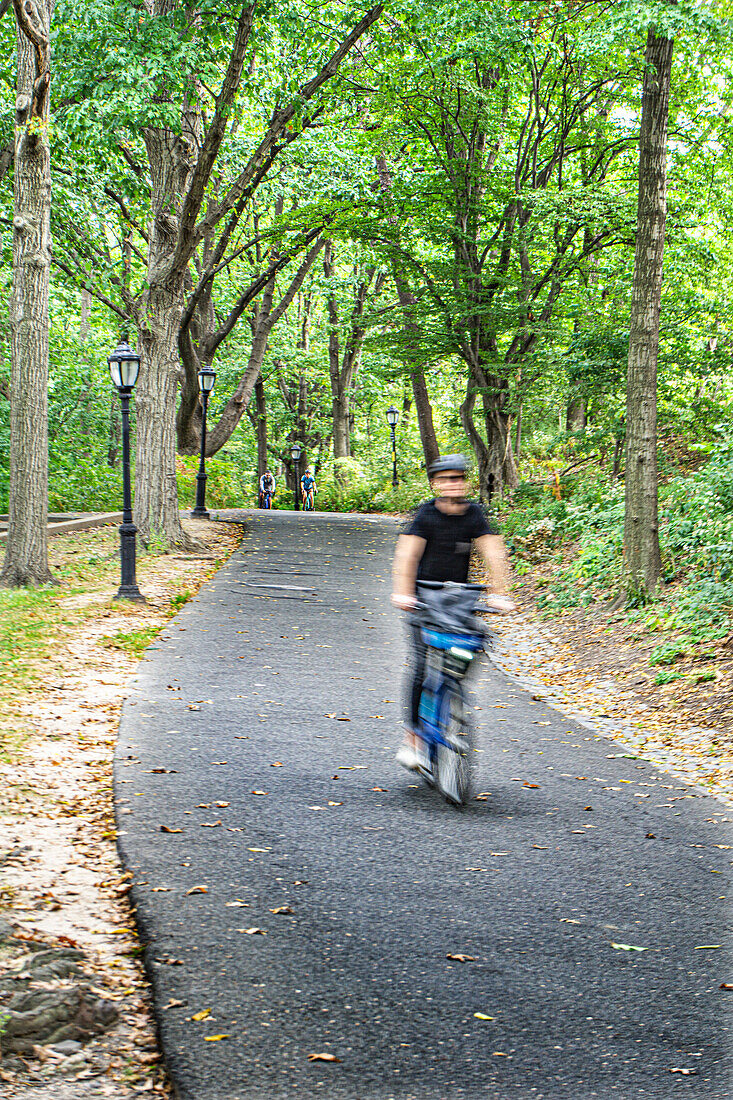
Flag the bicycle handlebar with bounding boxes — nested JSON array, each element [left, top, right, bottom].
[[415, 580, 486, 591]]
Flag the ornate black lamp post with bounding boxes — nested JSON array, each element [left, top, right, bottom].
[[386, 405, 399, 488], [291, 441, 302, 510], [191, 366, 216, 519], [108, 339, 145, 602]]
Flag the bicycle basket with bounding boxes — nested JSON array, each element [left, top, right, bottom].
[[416, 582, 487, 637]]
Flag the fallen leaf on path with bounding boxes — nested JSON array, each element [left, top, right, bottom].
[[473, 1013, 495, 1020], [151, 887, 171, 892], [308, 1053, 341, 1063], [610, 942, 647, 952], [560, 919, 581, 925], [532, 845, 548, 850], [225, 900, 250, 908], [447, 954, 475, 962], [327, 801, 343, 806], [720, 983, 733, 990], [269, 906, 293, 914], [186, 885, 208, 895], [147, 768, 178, 774], [669, 1068, 696, 1075], [251, 790, 268, 796], [474, 792, 491, 800], [191, 1008, 212, 1021], [160, 826, 183, 834], [695, 945, 721, 950], [523, 783, 540, 789], [248, 847, 270, 852], [337, 717, 351, 722], [271, 762, 284, 767], [371, 787, 388, 793], [204, 1035, 229, 1042], [214, 801, 230, 807], [212, 761, 228, 766], [163, 999, 184, 1010], [200, 821, 222, 828], [239, 927, 266, 935]]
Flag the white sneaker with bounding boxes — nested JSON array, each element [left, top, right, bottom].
[[395, 744, 420, 771]]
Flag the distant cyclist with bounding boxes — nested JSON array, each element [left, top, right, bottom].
[[259, 470, 276, 509], [391, 454, 515, 770], [300, 468, 317, 510]]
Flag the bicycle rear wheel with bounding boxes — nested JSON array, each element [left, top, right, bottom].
[[435, 684, 474, 805]]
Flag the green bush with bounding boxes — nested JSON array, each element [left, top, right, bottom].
[[509, 445, 733, 637], [332, 456, 366, 487], [48, 456, 122, 512], [176, 455, 251, 509]]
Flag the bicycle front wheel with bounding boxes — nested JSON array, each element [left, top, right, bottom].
[[435, 684, 474, 806]]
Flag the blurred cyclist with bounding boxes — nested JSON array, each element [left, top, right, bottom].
[[259, 469, 276, 508], [391, 454, 515, 770], [301, 468, 317, 510]]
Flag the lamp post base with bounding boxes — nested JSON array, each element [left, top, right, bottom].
[[114, 584, 146, 603], [192, 470, 209, 519]]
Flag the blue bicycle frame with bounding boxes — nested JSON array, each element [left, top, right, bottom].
[[415, 627, 484, 787]]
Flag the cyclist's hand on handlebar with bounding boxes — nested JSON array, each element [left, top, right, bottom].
[[485, 594, 517, 614], [391, 593, 417, 612]]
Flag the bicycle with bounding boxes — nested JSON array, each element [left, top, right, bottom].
[[260, 490, 273, 510], [413, 581, 487, 806], [302, 490, 315, 512]]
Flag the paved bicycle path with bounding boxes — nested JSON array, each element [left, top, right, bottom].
[[115, 512, 731, 1100]]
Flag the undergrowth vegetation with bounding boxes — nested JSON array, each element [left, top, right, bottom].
[[502, 442, 733, 646]]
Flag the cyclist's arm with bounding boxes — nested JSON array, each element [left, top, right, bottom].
[[475, 533, 515, 609], [391, 534, 425, 610]]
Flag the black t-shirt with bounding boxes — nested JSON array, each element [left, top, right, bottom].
[[405, 500, 498, 583]]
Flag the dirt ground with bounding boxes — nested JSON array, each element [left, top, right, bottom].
[[0, 518, 242, 1097]]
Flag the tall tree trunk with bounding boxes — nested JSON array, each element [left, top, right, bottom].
[[205, 288, 274, 456], [409, 355, 440, 472], [332, 392, 350, 459], [1, 0, 54, 588], [566, 396, 586, 431], [475, 362, 519, 496], [254, 374, 267, 478], [623, 26, 673, 598], [460, 381, 492, 503], [136, 282, 189, 546]]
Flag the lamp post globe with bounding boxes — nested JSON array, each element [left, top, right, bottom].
[[290, 442, 302, 510], [385, 405, 399, 488], [108, 338, 144, 602], [108, 339, 141, 391], [191, 367, 216, 519]]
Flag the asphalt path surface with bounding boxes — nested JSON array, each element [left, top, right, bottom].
[[115, 511, 732, 1100]]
